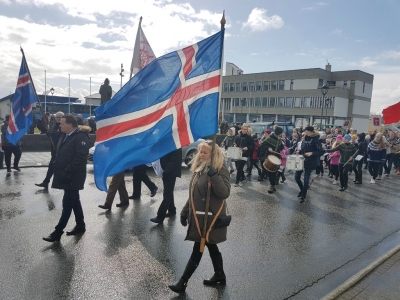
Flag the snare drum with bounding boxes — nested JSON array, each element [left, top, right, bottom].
[[286, 155, 304, 171], [226, 147, 242, 160], [263, 155, 281, 172]]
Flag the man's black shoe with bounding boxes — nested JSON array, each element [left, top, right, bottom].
[[150, 186, 158, 197], [354, 181, 362, 184], [299, 196, 306, 203], [297, 192, 302, 198], [257, 176, 263, 181], [98, 204, 111, 210], [66, 226, 86, 236], [116, 202, 129, 208], [165, 212, 176, 217], [150, 216, 164, 224], [35, 182, 49, 189], [239, 176, 246, 182], [43, 231, 62, 242], [128, 195, 141, 200]]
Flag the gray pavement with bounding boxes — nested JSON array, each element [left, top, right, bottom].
[[1, 153, 400, 299]]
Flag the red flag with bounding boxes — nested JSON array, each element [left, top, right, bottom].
[[382, 102, 400, 124]]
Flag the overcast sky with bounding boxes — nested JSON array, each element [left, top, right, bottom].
[[0, 0, 399, 114]]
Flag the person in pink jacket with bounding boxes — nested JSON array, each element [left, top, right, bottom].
[[328, 136, 342, 184], [277, 143, 289, 183]]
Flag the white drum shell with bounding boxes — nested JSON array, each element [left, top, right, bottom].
[[226, 147, 242, 160], [286, 155, 304, 171]]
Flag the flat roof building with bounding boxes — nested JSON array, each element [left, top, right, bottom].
[[220, 64, 374, 131]]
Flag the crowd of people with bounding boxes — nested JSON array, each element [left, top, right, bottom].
[[221, 122, 400, 203]]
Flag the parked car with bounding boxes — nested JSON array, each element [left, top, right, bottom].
[[249, 122, 295, 138], [87, 138, 205, 167]]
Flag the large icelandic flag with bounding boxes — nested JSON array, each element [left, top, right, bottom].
[[94, 30, 224, 191], [6, 55, 37, 145]]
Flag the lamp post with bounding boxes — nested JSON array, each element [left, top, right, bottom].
[[325, 98, 332, 127], [50, 87, 54, 112], [318, 84, 329, 130]]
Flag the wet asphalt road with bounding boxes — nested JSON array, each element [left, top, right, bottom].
[[1, 166, 400, 300]]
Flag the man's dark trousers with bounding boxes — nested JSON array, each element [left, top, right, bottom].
[[133, 167, 157, 198], [54, 189, 85, 234], [157, 176, 177, 220]]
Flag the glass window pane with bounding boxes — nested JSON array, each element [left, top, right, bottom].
[[249, 82, 255, 92], [242, 82, 248, 92], [294, 97, 301, 108], [234, 98, 240, 106], [271, 80, 277, 90], [303, 97, 311, 108], [240, 98, 246, 106], [254, 97, 260, 107], [223, 83, 228, 92], [236, 83, 241, 92], [248, 98, 253, 107], [270, 97, 276, 107], [262, 97, 268, 107], [279, 80, 285, 90], [263, 81, 270, 91], [256, 81, 262, 91], [286, 97, 292, 107], [278, 97, 284, 107], [229, 83, 235, 92]]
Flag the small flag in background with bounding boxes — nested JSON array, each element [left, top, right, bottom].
[[130, 16, 156, 78], [94, 30, 224, 191], [6, 54, 37, 145]]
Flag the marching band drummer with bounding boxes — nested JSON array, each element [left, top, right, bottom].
[[259, 126, 284, 194], [294, 126, 324, 203]]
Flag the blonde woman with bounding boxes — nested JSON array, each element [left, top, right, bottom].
[[169, 141, 230, 294]]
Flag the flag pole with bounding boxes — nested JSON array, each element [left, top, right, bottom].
[[130, 16, 143, 79], [200, 11, 226, 253], [20, 47, 47, 129]]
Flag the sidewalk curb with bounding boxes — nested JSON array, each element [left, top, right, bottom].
[[321, 243, 400, 300]]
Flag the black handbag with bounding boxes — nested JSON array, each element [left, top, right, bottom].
[[215, 215, 231, 227]]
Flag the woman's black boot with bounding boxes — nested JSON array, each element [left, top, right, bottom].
[[203, 253, 226, 285], [169, 259, 198, 293]]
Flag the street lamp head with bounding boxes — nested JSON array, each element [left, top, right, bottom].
[[50, 87, 54, 95], [320, 84, 329, 96]]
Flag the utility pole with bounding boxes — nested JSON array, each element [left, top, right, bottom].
[[120, 64, 124, 88]]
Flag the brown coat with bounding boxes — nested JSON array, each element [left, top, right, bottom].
[[181, 166, 231, 244]]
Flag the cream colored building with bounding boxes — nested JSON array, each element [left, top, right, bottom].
[[220, 64, 374, 131]]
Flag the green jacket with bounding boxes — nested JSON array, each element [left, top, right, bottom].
[[326, 142, 357, 164]]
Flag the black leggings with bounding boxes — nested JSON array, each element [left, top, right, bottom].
[[2, 146, 22, 169], [330, 164, 339, 180], [190, 242, 221, 264]]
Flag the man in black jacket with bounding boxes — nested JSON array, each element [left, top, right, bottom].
[[150, 148, 182, 223], [35, 111, 64, 190], [353, 132, 367, 184], [233, 124, 254, 186], [99, 78, 112, 104], [294, 126, 324, 203], [43, 115, 91, 242]]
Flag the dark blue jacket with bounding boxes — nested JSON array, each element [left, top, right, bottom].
[[300, 133, 324, 170]]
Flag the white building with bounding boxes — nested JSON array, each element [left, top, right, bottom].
[[220, 64, 373, 131], [84, 91, 117, 107]]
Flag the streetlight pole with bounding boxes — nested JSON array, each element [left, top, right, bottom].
[[318, 84, 329, 130], [50, 87, 54, 113], [325, 98, 331, 127]]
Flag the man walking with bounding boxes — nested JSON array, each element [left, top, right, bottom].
[[150, 148, 182, 223], [99, 78, 112, 104], [43, 115, 91, 242]]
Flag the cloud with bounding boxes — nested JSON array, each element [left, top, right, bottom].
[[295, 52, 312, 56], [317, 2, 328, 6], [302, 2, 328, 11], [371, 71, 400, 113], [301, 7, 316, 11], [380, 50, 400, 60], [242, 8, 284, 32], [332, 29, 342, 36], [0, 0, 11, 4]]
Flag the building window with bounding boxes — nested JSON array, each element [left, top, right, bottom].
[[294, 97, 301, 108], [254, 97, 260, 107], [318, 79, 324, 87], [270, 97, 276, 107], [249, 82, 255, 92], [271, 80, 277, 90], [242, 82, 248, 92], [240, 98, 246, 107], [248, 98, 253, 107], [263, 81, 270, 91], [278, 115, 292, 122], [256, 81, 262, 91], [328, 81, 336, 87], [278, 97, 284, 107], [235, 82, 241, 92], [279, 80, 285, 90], [350, 80, 355, 84], [363, 82, 365, 93], [303, 97, 311, 108], [224, 98, 231, 110], [262, 97, 268, 107], [343, 80, 347, 87], [234, 98, 240, 107], [229, 83, 235, 92], [290, 80, 294, 90], [263, 114, 275, 122], [286, 97, 293, 107], [223, 83, 228, 92]]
